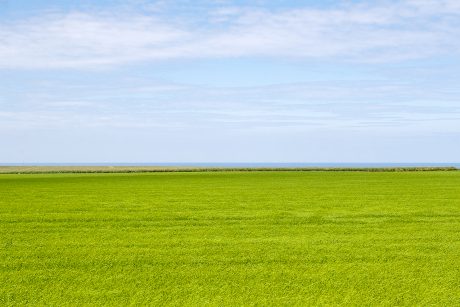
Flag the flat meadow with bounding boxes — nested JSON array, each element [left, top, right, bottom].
[[1, 170, 459, 305]]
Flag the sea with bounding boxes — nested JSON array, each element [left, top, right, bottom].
[[2, 163, 460, 169]]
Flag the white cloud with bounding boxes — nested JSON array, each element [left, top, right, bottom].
[[0, 0, 459, 69], [2, 76, 459, 133]]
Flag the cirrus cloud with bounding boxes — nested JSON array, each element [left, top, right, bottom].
[[0, 0, 460, 69]]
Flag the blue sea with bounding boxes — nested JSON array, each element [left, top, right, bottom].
[[2, 163, 459, 169]]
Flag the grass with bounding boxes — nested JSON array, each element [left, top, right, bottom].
[[1, 171, 460, 305]]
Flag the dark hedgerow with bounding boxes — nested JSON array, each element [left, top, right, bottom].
[[0, 166, 457, 174]]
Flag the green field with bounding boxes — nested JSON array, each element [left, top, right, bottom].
[[1, 171, 460, 305]]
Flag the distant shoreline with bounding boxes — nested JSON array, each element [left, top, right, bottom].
[[0, 166, 458, 174], [2, 162, 459, 168]]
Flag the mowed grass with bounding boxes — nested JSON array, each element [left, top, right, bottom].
[[1, 171, 460, 306]]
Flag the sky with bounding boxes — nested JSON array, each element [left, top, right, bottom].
[[1, 0, 459, 163]]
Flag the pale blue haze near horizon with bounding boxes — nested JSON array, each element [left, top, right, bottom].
[[1, 0, 459, 163]]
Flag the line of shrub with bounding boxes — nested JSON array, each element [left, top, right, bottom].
[[0, 166, 457, 174]]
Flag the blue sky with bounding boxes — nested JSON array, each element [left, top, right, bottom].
[[1, 0, 459, 163]]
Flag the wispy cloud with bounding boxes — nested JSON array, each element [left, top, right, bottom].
[[1, 0, 460, 69], [2, 76, 459, 133]]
